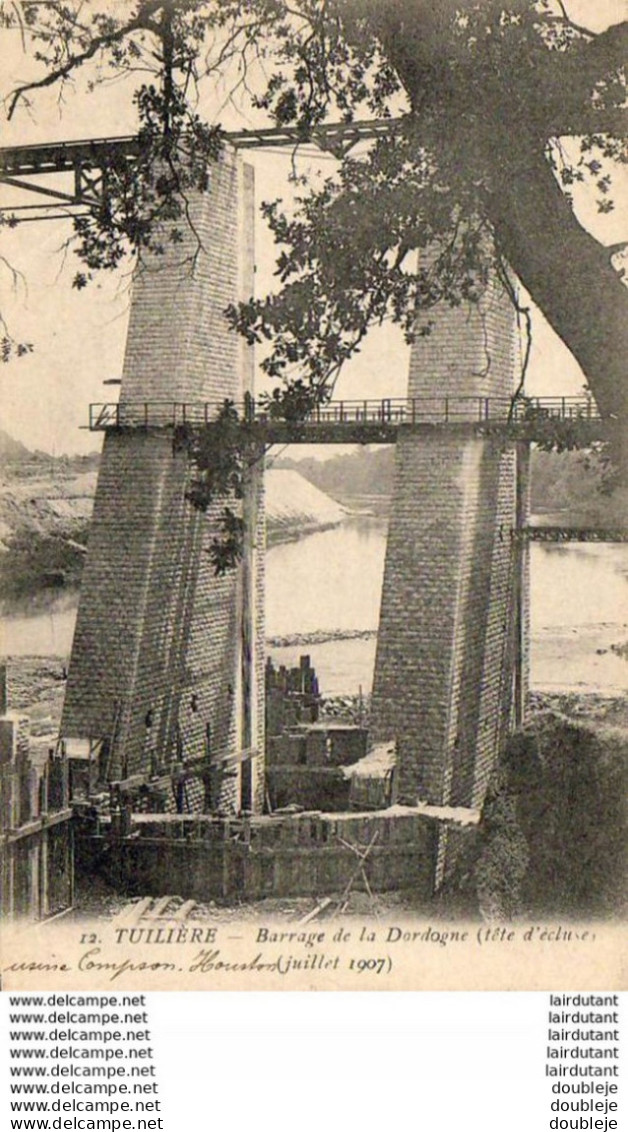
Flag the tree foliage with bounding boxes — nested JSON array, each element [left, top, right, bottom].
[[496, 713, 628, 918], [174, 400, 262, 574], [70, 83, 224, 289]]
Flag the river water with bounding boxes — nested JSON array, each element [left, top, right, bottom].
[[2, 514, 627, 696]]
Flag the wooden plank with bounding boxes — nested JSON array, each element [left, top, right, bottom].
[[211, 747, 259, 769], [109, 772, 147, 792], [118, 896, 153, 925], [5, 809, 72, 843]]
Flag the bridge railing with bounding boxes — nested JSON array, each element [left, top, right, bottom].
[[88, 394, 600, 432]]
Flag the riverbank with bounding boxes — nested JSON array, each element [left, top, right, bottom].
[[4, 655, 627, 770], [2, 654, 68, 766], [266, 519, 348, 548], [267, 628, 377, 649]]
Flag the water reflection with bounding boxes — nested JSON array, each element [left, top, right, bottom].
[[531, 544, 628, 628]]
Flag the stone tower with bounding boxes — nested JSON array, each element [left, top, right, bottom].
[[61, 149, 265, 814], [370, 274, 528, 836]]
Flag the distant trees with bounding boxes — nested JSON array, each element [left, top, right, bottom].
[[275, 447, 395, 500], [530, 447, 628, 519]]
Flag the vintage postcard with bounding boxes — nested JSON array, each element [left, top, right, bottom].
[[0, 1, 626, 991]]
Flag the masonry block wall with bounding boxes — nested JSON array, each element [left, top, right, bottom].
[[61, 150, 265, 814], [370, 275, 528, 816]]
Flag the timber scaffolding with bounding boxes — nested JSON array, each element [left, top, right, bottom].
[[0, 668, 74, 921]]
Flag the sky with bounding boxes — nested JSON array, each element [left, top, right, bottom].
[[0, 0, 626, 455]]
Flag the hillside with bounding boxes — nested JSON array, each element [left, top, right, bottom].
[[275, 446, 395, 502], [0, 430, 34, 464], [0, 465, 95, 596]]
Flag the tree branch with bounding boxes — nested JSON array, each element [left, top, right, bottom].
[[552, 0, 594, 40]]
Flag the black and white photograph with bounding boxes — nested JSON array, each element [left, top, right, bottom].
[[0, 0, 625, 990]]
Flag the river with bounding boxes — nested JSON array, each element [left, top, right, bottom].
[[2, 514, 627, 696]]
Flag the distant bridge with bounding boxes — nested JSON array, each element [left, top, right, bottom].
[[87, 394, 607, 444]]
